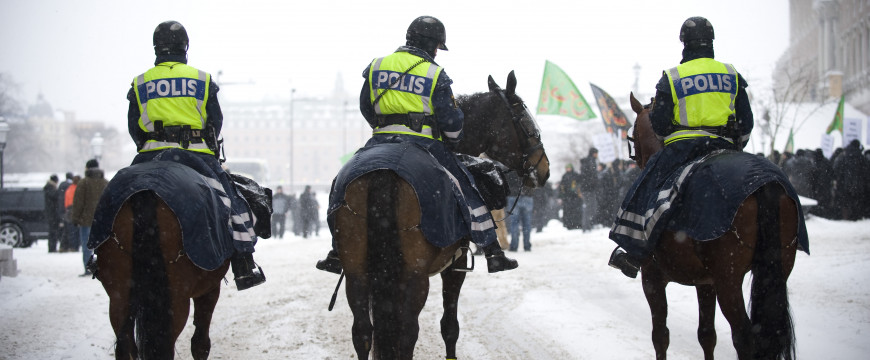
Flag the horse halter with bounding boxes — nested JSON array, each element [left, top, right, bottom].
[[494, 89, 545, 188]]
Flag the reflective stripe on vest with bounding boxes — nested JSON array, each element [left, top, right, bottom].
[[664, 59, 738, 145], [368, 52, 442, 139], [133, 62, 212, 154]]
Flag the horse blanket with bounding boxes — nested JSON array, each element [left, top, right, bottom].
[[327, 141, 473, 248], [610, 149, 810, 257], [88, 160, 234, 271]]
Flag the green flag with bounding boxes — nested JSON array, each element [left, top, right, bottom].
[[826, 95, 845, 134], [536, 60, 596, 121], [784, 128, 794, 153]]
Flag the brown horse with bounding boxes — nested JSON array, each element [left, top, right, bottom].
[[626, 92, 799, 360], [333, 71, 549, 360], [94, 190, 229, 360]]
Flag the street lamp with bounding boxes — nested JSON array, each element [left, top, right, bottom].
[[0, 118, 8, 189], [90, 132, 104, 162], [289, 88, 296, 192]]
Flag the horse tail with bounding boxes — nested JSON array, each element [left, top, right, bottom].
[[749, 182, 796, 360], [366, 170, 403, 359], [129, 191, 175, 360]]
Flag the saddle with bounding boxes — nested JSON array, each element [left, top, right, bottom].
[[327, 142, 474, 248], [88, 161, 236, 271]]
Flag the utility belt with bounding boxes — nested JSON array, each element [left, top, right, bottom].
[[375, 113, 439, 134], [668, 115, 741, 149], [147, 121, 210, 150]]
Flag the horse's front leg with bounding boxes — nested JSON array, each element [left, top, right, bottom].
[[696, 284, 717, 360], [440, 255, 468, 360], [642, 264, 670, 360], [191, 286, 221, 360]]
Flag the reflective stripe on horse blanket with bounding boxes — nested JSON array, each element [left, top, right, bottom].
[[610, 149, 810, 257], [87, 160, 234, 271], [327, 141, 470, 248]]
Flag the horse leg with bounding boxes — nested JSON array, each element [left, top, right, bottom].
[[190, 286, 221, 360], [642, 264, 670, 360], [697, 201, 757, 360], [696, 284, 717, 360], [440, 263, 467, 360], [398, 274, 429, 359], [97, 204, 137, 360], [346, 276, 373, 360]]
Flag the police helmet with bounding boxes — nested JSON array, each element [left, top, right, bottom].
[[679, 16, 714, 44], [406, 16, 448, 51], [153, 20, 189, 55]]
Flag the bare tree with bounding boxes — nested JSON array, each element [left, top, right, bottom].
[[755, 62, 831, 154]]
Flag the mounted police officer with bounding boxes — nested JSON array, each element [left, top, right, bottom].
[[316, 15, 518, 274], [608, 16, 754, 278], [126, 20, 266, 290]]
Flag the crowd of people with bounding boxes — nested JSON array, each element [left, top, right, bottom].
[[269, 184, 321, 239], [771, 139, 870, 221], [42, 159, 108, 277]]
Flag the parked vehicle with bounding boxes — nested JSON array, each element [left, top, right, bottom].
[[0, 187, 48, 247]]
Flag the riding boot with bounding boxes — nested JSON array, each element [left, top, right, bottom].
[[608, 247, 642, 279], [315, 249, 342, 274], [231, 252, 266, 290], [483, 242, 518, 273]]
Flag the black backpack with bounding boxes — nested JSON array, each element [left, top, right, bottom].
[[457, 154, 510, 210], [229, 173, 273, 239]]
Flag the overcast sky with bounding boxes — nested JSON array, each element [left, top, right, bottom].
[[0, 0, 789, 129]]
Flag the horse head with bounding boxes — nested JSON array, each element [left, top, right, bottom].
[[628, 92, 663, 170], [463, 71, 550, 189]]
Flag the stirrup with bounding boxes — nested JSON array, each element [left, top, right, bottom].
[[451, 246, 475, 272], [608, 247, 640, 279], [234, 264, 266, 290], [315, 254, 343, 274]]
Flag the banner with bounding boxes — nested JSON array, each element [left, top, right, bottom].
[[784, 128, 794, 154], [536, 61, 596, 121], [590, 83, 632, 137], [844, 117, 862, 146], [826, 95, 844, 134], [820, 133, 835, 159]]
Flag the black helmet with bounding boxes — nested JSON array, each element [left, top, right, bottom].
[[153, 20, 189, 55], [679, 16, 714, 44], [406, 16, 448, 51]]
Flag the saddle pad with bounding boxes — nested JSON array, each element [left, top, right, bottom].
[[612, 150, 809, 255], [88, 161, 234, 271], [327, 142, 469, 248]]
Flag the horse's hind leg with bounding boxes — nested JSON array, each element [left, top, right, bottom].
[[346, 276, 373, 359], [190, 287, 221, 360], [696, 284, 717, 360], [642, 265, 670, 360], [440, 265, 467, 359]]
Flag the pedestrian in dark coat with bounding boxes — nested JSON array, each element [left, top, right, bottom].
[[833, 140, 869, 220], [43, 174, 60, 253], [70, 159, 108, 276], [579, 148, 600, 232], [299, 185, 318, 238], [56, 172, 74, 252], [559, 163, 583, 230]]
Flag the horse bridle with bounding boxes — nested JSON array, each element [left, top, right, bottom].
[[492, 90, 546, 217], [494, 90, 545, 187]]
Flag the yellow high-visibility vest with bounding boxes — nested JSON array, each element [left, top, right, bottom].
[[133, 62, 213, 154], [368, 51, 442, 139], [664, 58, 738, 145]]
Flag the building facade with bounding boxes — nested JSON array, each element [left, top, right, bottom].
[[774, 0, 870, 112], [220, 92, 369, 194]]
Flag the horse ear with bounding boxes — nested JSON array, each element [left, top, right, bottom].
[[488, 75, 502, 93], [630, 92, 644, 114], [506, 70, 517, 96]]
